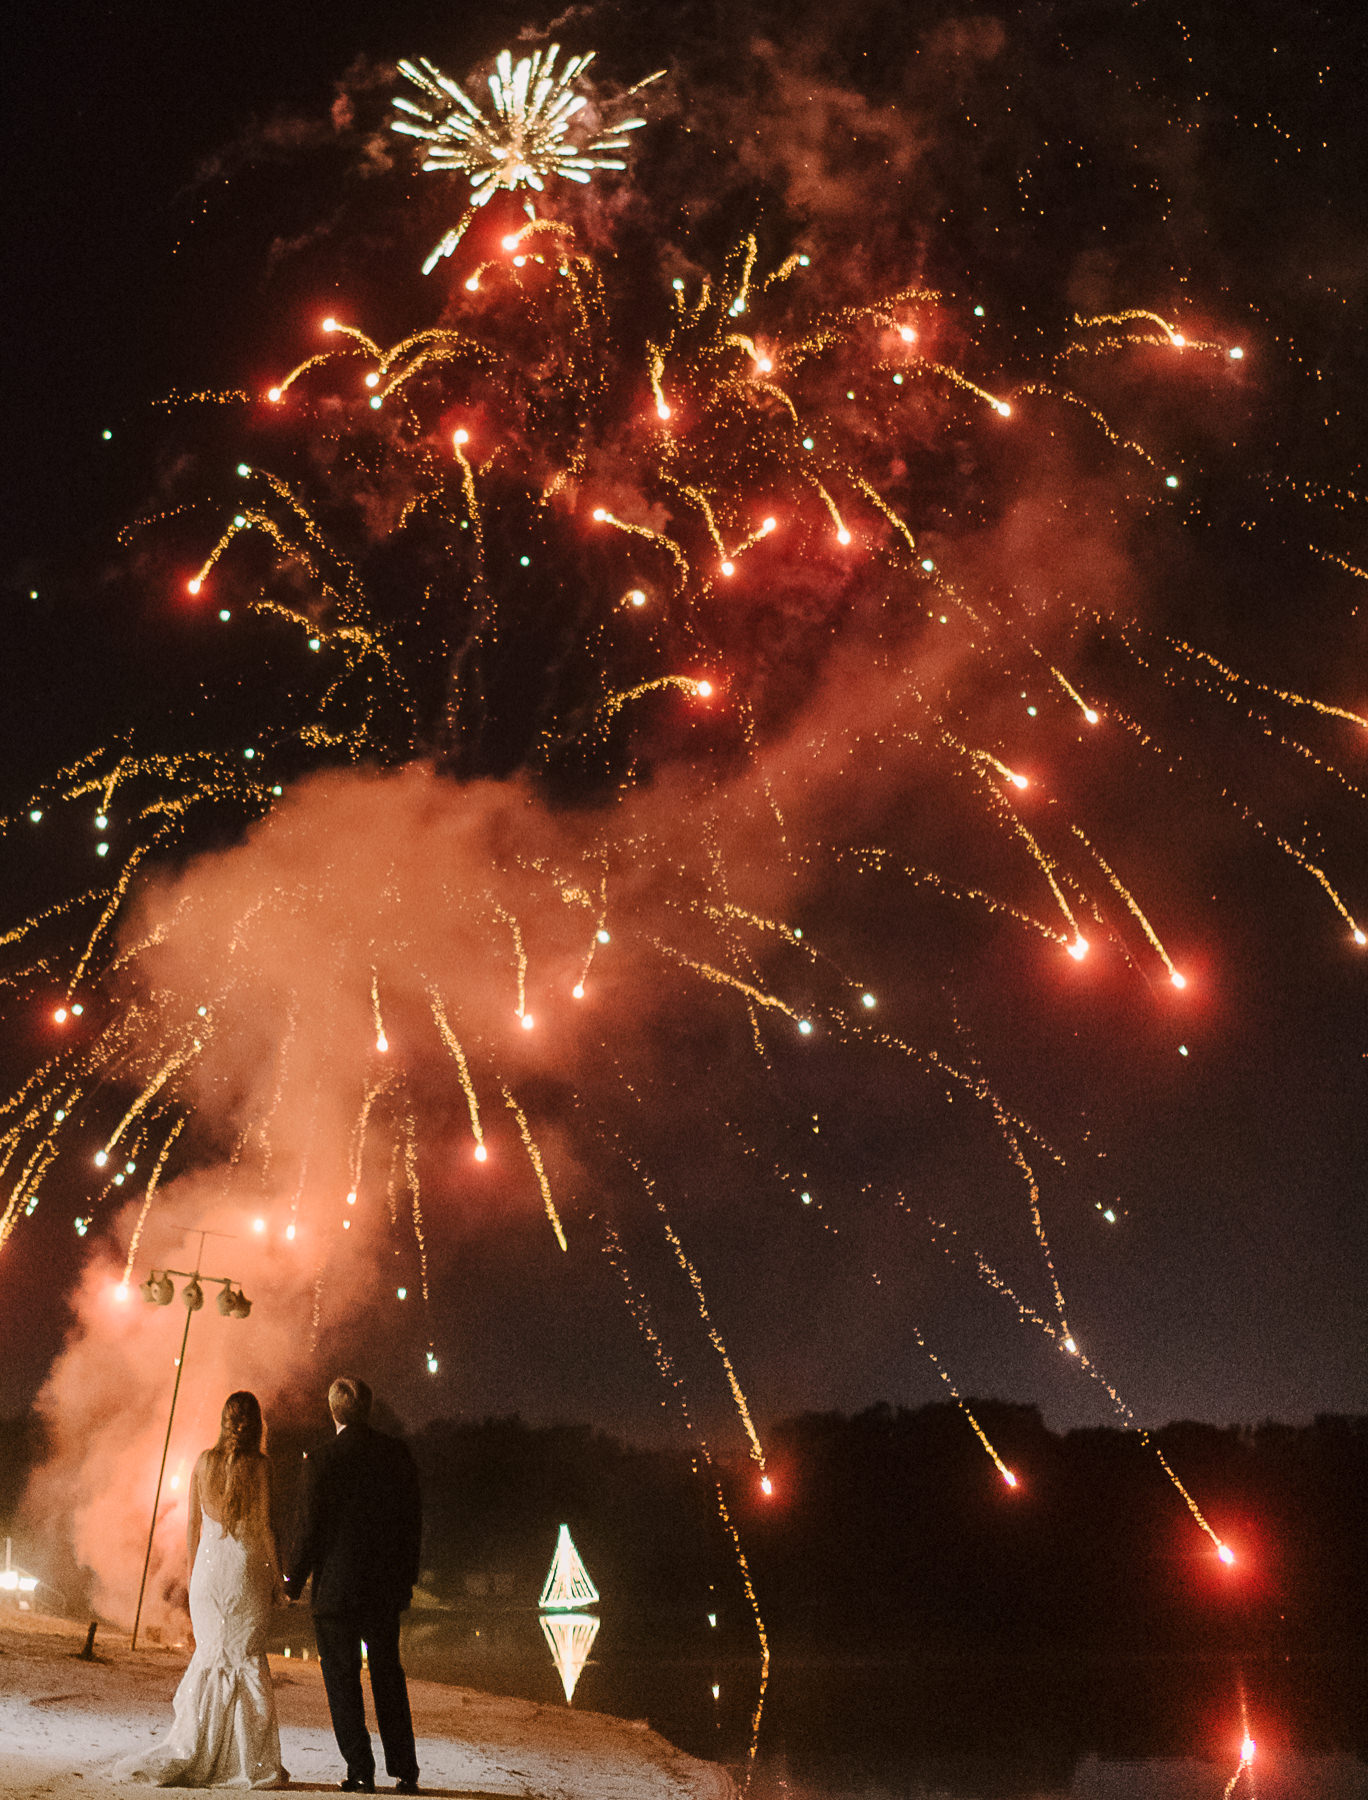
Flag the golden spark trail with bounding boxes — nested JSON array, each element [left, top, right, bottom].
[[100, 1041, 202, 1161], [120, 1117, 187, 1283], [1070, 828, 1182, 982], [598, 1217, 769, 1764], [501, 1087, 567, 1251], [429, 991, 485, 1152]]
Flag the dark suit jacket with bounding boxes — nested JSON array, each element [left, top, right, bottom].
[[286, 1423, 422, 1616]]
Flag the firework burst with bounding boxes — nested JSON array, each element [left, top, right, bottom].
[[391, 43, 660, 248]]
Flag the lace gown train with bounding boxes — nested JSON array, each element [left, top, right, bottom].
[[115, 1516, 287, 1789]]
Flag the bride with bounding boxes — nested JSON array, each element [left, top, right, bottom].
[[116, 1391, 289, 1788]]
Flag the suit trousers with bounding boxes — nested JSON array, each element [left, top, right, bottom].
[[313, 1608, 419, 1785]]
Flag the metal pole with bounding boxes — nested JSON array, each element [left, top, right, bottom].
[[130, 1297, 194, 1652]]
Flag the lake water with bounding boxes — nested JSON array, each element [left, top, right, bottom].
[[272, 1610, 1368, 1798]]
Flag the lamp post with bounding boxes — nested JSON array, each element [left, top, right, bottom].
[[129, 1232, 252, 1651]]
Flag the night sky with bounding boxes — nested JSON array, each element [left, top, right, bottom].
[[3, 0, 1367, 1493]]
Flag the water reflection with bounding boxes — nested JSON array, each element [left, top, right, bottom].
[[539, 1609, 601, 1702], [271, 1596, 1367, 1799]]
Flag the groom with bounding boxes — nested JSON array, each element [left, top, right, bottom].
[[285, 1377, 423, 1794]]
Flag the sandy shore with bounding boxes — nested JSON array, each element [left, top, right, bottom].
[[0, 1611, 734, 1799]]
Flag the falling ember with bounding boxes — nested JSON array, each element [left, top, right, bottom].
[[760, 1476, 773, 1496], [1218, 1544, 1236, 1565], [474, 1143, 488, 1162], [1068, 937, 1089, 960], [1003, 1469, 1018, 1488], [1171, 972, 1187, 989]]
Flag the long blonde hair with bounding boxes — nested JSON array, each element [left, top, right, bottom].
[[203, 1390, 266, 1537]]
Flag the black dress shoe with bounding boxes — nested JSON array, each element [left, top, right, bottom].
[[339, 1780, 375, 1793], [393, 1781, 420, 1795]]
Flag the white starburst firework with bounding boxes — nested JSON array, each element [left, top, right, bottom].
[[392, 44, 658, 207]]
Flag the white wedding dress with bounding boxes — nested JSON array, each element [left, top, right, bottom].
[[116, 1455, 288, 1789]]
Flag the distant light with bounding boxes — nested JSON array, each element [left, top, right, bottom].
[[237, 463, 251, 477], [426, 1353, 439, 1374], [95, 813, 108, 830], [899, 326, 917, 343], [253, 1218, 265, 1234], [196, 1005, 207, 1016], [474, 1143, 488, 1162], [286, 1223, 296, 1241], [1166, 475, 1180, 489], [453, 428, 469, 446], [55, 1109, 66, 1121], [29, 809, 42, 823], [836, 528, 851, 545], [572, 983, 585, 999], [308, 637, 321, 651], [346, 1190, 356, 1206], [94, 1151, 108, 1168], [1171, 332, 1186, 347], [322, 316, 337, 332], [1230, 346, 1245, 361], [72, 1003, 83, 1016], [1027, 705, 1038, 716], [755, 355, 772, 373], [502, 234, 519, 250], [519, 555, 530, 567], [627, 589, 646, 607], [1103, 1209, 1117, 1224], [271, 785, 282, 796], [1063, 1336, 1077, 1354], [720, 560, 735, 577], [187, 578, 202, 595], [1354, 929, 1366, 946], [1068, 936, 1088, 960], [218, 609, 231, 622], [761, 517, 777, 533], [656, 402, 673, 422], [672, 277, 684, 290], [369, 396, 382, 410], [920, 558, 935, 572], [798, 1019, 813, 1036], [861, 992, 876, 1009], [695, 680, 713, 698], [1171, 971, 1187, 989], [1003, 1469, 1018, 1487], [54, 1008, 68, 1024], [707, 1612, 717, 1627], [801, 436, 815, 450], [760, 1476, 773, 1496], [365, 372, 379, 388], [95, 843, 109, 857], [521, 1013, 535, 1030], [243, 747, 255, 760], [798, 254, 810, 266], [114, 1283, 129, 1301], [973, 305, 985, 318], [376, 1034, 389, 1053], [996, 401, 1012, 417], [800, 1192, 812, 1204], [1240, 1736, 1255, 1762], [1083, 708, 1099, 724], [596, 929, 611, 944], [1178, 1044, 1189, 1056], [592, 508, 607, 521], [1011, 773, 1028, 790], [1218, 1544, 1236, 1565], [465, 276, 480, 292], [102, 428, 112, 441], [397, 1286, 408, 1300], [792, 927, 802, 939], [267, 387, 282, 403], [711, 1684, 721, 1700]]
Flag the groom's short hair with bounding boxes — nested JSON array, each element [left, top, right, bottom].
[[328, 1376, 373, 1427]]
